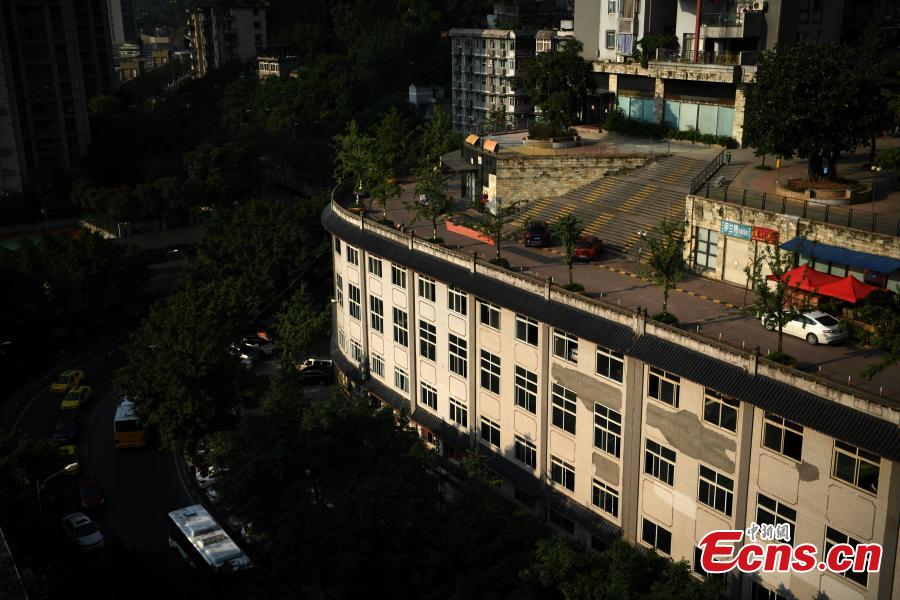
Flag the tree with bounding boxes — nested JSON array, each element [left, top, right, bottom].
[[367, 163, 402, 223], [372, 106, 413, 172], [333, 119, 376, 207], [849, 291, 900, 379], [551, 214, 584, 288], [645, 218, 686, 319], [275, 284, 330, 367], [517, 40, 592, 127], [418, 106, 460, 166], [635, 34, 678, 68], [409, 164, 453, 241], [745, 244, 804, 361], [483, 104, 509, 133], [468, 197, 524, 265], [184, 142, 258, 206], [744, 43, 890, 181]]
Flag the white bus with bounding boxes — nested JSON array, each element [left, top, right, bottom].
[[113, 397, 146, 448], [167, 505, 252, 571]]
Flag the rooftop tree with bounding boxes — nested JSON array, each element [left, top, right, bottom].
[[334, 119, 376, 208], [744, 43, 890, 181], [645, 218, 686, 323], [517, 39, 592, 129], [551, 213, 585, 291], [408, 164, 453, 242], [745, 244, 806, 365], [468, 197, 524, 267]]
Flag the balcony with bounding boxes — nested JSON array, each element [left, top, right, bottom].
[[700, 9, 764, 39]]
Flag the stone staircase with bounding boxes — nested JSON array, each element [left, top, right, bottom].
[[514, 154, 711, 255]]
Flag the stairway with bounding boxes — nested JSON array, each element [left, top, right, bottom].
[[514, 155, 710, 255]]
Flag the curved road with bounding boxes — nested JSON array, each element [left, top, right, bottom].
[[13, 350, 190, 554]]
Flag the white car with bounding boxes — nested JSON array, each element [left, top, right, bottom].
[[241, 336, 278, 357], [195, 465, 226, 489], [761, 310, 847, 345], [62, 512, 104, 551]]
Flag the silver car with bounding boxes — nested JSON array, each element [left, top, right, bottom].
[[761, 310, 847, 345], [62, 512, 104, 551]]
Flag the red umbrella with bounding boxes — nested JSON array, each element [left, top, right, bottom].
[[768, 264, 840, 292], [816, 275, 880, 303]]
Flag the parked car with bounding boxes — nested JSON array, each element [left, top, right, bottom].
[[78, 476, 105, 510], [51, 370, 85, 394], [523, 221, 550, 247], [61, 512, 104, 551], [229, 344, 258, 369], [60, 386, 93, 410], [573, 236, 603, 261], [241, 336, 278, 357], [761, 310, 847, 345], [195, 465, 226, 489], [206, 486, 223, 504], [296, 358, 334, 385], [53, 409, 80, 443]]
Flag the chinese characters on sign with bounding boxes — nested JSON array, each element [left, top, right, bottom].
[[751, 226, 779, 244], [720, 220, 752, 240]]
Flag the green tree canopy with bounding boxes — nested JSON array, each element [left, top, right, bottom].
[[744, 43, 891, 180], [551, 213, 585, 287], [409, 164, 453, 240], [745, 244, 804, 359], [517, 40, 593, 127], [646, 218, 686, 317], [184, 142, 258, 206]]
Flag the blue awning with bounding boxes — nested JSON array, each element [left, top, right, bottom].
[[780, 238, 900, 274]]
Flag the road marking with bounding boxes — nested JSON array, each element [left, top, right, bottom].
[[83, 388, 135, 551]]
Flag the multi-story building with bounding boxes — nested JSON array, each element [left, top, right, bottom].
[[574, 0, 845, 143], [107, 0, 137, 45], [0, 0, 114, 199], [257, 52, 300, 80], [450, 29, 536, 133], [185, 3, 266, 78], [324, 194, 900, 600]]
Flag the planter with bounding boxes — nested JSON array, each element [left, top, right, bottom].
[[523, 135, 581, 149], [348, 205, 366, 215], [775, 179, 869, 206]]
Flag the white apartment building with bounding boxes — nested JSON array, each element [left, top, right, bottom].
[[574, 0, 845, 143], [324, 196, 900, 600], [450, 29, 536, 133], [185, 4, 267, 78]]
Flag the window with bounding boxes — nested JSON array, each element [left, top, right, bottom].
[[338, 329, 346, 350], [607, 0, 617, 13], [824, 527, 868, 587], [514, 366, 537, 413], [550, 456, 575, 492], [593, 404, 622, 458], [419, 320, 436, 360], [480, 417, 500, 447], [832, 441, 879, 494], [698, 464, 734, 516], [391, 265, 407, 288], [369, 296, 384, 333], [548, 510, 575, 535], [480, 350, 501, 394], [648, 367, 680, 408], [703, 389, 739, 432], [449, 398, 468, 427], [421, 382, 437, 410], [756, 494, 796, 545], [335, 274, 343, 306], [762, 413, 803, 461], [479, 301, 500, 329], [392, 308, 408, 347], [348, 284, 361, 320], [371, 353, 385, 378], [448, 334, 467, 377], [605, 30, 615, 49], [346, 245, 359, 266], [644, 439, 676, 486], [514, 435, 536, 469], [553, 330, 578, 363], [516, 314, 538, 345], [551, 384, 577, 434], [334, 238, 341, 255], [367, 256, 382, 277], [394, 367, 409, 392], [596, 347, 624, 383], [418, 276, 436, 301], [448, 287, 467, 315], [695, 228, 718, 270], [693, 546, 726, 580], [750, 582, 790, 600], [641, 519, 671, 555], [591, 479, 619, 517], [350, 339, 363, 363]]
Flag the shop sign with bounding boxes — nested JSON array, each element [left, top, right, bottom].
[[720, 220, 752, 240], [751, 226, 779, 244]]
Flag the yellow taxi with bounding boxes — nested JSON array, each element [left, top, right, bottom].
[[59, 445, 81, 476], [50, 370, 85, 394], [60, 386, 93, 410]]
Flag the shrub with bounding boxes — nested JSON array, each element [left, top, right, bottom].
[[528, 122, 577, 140], [768, 351, 798, 367], [651, 311, 679, 324], [427, 236, 445, 245], [602, 108, 737, 148], [489, 256, 511, 268], [562, 282, 585, 292]]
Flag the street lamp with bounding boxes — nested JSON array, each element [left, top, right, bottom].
[[636, 231, 648, 275], [870, 165, 882, 230], [36, 463, 79, 521]]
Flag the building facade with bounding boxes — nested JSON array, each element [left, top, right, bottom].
[[324, 196, 900, 600], [450, 29, 536, 133], [0, 0, 114, 198], [574, 0, 845, 143], [106, 0, 136, 45], [185, 3, 266, 78], [257, 53, 300, 80]]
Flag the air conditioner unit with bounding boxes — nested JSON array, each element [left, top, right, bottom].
[[751, 0, 768, 11]]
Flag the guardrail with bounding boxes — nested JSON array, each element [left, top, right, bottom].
[[700, 183, 900, 236], [689, 149, 725, 193]]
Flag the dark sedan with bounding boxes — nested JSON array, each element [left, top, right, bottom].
[[78, 476, 105, 510], [53, 409, 80, 443], [523, 221, 550, 247]]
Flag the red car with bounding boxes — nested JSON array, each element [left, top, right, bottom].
[[574, 236, 603, 261], [78, 476, 105, 510]]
